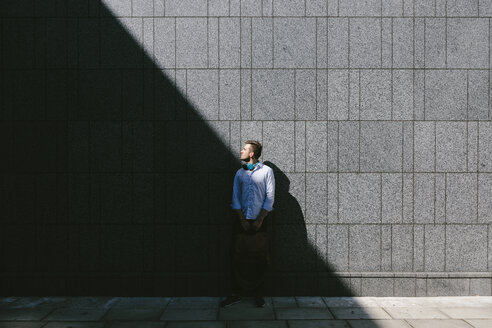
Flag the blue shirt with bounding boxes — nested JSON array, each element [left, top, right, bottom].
[[231, 162, 275, 220]]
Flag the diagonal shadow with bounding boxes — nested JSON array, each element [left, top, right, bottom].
[[0, 0, 354, 299]]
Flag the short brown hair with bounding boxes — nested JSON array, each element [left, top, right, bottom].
[[245, 140, 262, 159]]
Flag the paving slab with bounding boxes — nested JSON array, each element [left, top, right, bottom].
[[103, 322, 166, 328], [465, 319, 492, 328], [42, 308, 108, 321], [275, 308, 334, 320], [288, 319, 350, 327], [112, 297, 171, 309], [271, 297, 297, 308], [383, 306, 449, 319], [103, 308, 163, 321], [166, 322, 225, 328], [330, 307, 392, 320], [295, 297, 326, 308], [438, 307, 492, 319], [167, 297, 220, 309], [219, 307, 275, 320], [43, 323, 106, 328], [47, 297, 120, 309], [406, 319, 474, 328], [0, 308, 55, 321], [160, 308, 218, 321], [347, 320, 412, 328], [228, 320, 288, 328], [0, 323, 45, 328], [322, 297, 379, 307]]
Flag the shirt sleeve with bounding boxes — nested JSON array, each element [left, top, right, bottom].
[[262, 168, 275, 211], [231, 170, 242, 210]]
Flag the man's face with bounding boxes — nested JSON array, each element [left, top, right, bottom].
[[240, 144, 254, 161]]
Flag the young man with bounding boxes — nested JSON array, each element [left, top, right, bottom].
[[220, 140, 275, 308]]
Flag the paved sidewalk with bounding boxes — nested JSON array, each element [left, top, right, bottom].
[[1, 296, 492, 328]]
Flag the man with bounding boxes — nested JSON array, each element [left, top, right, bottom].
[[220, 140, 275, 308]]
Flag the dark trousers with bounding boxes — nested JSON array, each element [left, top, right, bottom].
[[230, 216, 269, 296]]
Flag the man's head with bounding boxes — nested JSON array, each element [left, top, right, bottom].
[[240, 140, 262, 162]]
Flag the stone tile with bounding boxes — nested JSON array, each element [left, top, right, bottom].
[[187, 69, 219, 120], [339, 174, 381, 224], [273, 0, 304, 16], [479, 174, 492, 223], [219, 18, 240, 68], [479, 122, 492, 172], [439, 307, 492, 319], [112, 297, 170, 309], [349, 70, 360, 119], [394, 279, 417, 297], [447, 0, 478, 16], [160, 308, 218, 320], [382, 18, 392, 68], [327, 124, 338, 172], [425, 19, 446, 68], [480, 0, 492, 15], [413, 70, 425, 119], [382, 174, 403, 223], [393, 70, 414, 120], [361, 278, 394, 297], [103, 308, 163, 321], [275, 308, 334, 320], [427, 279, 470, 296], [446, 225, 487, 271], [426, 70, 468, 120], [435, 173, 446, 223], [338, 122, 359, 172], [104, 322, 164, 328], [328, 70, 349, 120], [274, 18, 316, 68], [306, 173, 327, 224], [414, 18, 425, 68], [328, 18, 349, 68], [252, 70, 294, 119], [392, 225, 413, 271], [317, 70, 328, 120], [0, 308, 54, 321], [165, 0, 207, 16], [166, 322, 225, 328], [43, 308, 108, 321], [470, 279, 492, 296], [383, 0, 403, 16], [468, 122, 479, 172], [176, 18, 207, 68], [414, 174, 435, 223], [43, 323, 105, 328], [262, 121, 294, 172], [208, 18, 219, 68], [263, 0, 273, 16], [306, 122, 327, 171], [349, 225, 381, 271], [466, 319, 492, 328], [295, 70, 317, 120], [241, 69, 252, 119], [406, 320, 472, 328], [448, 18, 488, 68], [252, 18, 273, 68], [414, 122, 435, 172], [289, 320, 350, 328], [424, 225, 446, 271], [384, 307, 449, 319], [436, 122, 467, 172], [295, 121, 306, 172], [350, 320, 412, 328], [307, 0, 328, 16], [219, 307, 275, 320], [339, 0, 381, 16], [230, 0, 240, 15], [316, 19, 327, 67], [331, 307, 391, 319], [360, 70, 392, 119], [446, 174, 478, 224], [271, 297, 297, 308], [468, 71, 489, 120], [240, 18, 252, 67], [219, 70, 241, 120], [360, 121, 402, 172], [295, 297, 326, 308], [323, 297, 379, 308], [327, 225, 349, 271], [349, 18, 381, 68], [241, 0, 262, 16]]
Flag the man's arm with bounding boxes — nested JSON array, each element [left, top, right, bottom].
[[253, 169, 275, 230]]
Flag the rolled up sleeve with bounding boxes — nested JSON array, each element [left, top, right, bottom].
[[262, 169, 275, 211], [231, 171, 242, 210]]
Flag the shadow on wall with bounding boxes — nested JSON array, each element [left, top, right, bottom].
[[0, 0, 351, 297]]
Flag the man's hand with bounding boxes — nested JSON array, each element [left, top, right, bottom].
[[240, 218, 251, 232], [250, 219, 262, 231]]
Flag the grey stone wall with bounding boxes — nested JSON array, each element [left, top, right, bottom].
[[1, 0, 492, 296]]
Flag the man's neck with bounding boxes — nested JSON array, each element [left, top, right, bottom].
[[247, 158, 259, 165]]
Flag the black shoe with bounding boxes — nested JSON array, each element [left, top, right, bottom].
[[220, 294, 241, 307], [254, 295, 265, 307]]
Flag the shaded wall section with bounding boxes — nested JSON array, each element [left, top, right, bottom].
[[1, 0, 492, 296]]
